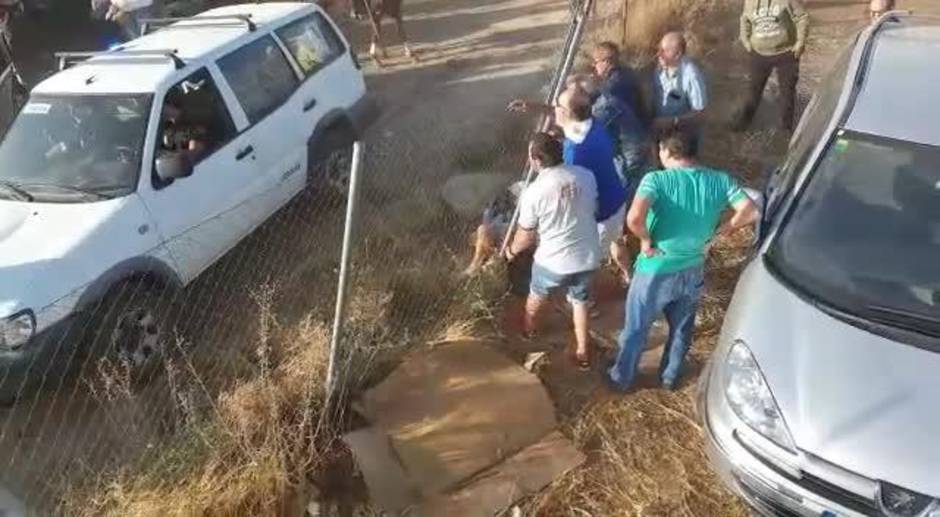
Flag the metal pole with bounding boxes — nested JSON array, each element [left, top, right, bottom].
[[327, 141, 365, 402], [499, 0, 595, 255]]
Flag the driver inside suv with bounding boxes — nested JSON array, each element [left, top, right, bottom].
[[158, 100, 208, 165]]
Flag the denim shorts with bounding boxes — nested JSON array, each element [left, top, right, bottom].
[[529, 263, 595, 304]]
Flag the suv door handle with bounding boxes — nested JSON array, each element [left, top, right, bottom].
[[303, 98, 317, 112], [236, 145, 254, 161]]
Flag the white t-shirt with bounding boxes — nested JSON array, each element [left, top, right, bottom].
[[517, 164, 600, 274]]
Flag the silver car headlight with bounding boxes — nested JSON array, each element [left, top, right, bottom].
[[723, 340, 795, 452], [0, 310, 36, 351]]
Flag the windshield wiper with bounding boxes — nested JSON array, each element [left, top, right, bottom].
[[18, 183, 116, 200], [865, 305, 940, 337], [0, 180, 34, 202]]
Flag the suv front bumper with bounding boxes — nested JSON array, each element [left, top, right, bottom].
[[697, 362, 876, 517], [0, 313, 84, 402]]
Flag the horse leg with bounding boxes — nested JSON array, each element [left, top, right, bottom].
[[369, 18, 387, 60], [395, 15, 415, 60]]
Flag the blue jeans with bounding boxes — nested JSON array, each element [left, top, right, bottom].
[[609, 266, 704, 389]]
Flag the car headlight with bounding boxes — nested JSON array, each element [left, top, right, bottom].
[[0, 311, 36, 351], [723, 340, 795, 452]]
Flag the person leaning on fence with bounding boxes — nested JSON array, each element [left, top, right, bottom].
[[504, 132, 600, 370], [732, 0, 809, 133], [650, 31, 707, 154], [608, 127, 759, 392]]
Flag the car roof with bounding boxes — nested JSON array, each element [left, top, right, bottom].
[[844, 15, 940, 147], [32, 2, 314, 96]]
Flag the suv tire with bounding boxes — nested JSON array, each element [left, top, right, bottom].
[[309, 125, 355, 193], [91, 279, 174, 379]]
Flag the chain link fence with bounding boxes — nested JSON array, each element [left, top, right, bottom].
[[0, 0, 588, 513]]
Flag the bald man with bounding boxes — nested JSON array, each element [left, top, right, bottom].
[[650, 32, 708, 153]]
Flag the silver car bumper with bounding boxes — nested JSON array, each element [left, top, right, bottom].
[[697, 362, 877, 517]]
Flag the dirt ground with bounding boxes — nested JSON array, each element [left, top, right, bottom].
[[2, 0, 938, 513]]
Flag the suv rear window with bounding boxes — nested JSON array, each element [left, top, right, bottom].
[[218, 35, 299, 124], [276, 13, 345, 77]]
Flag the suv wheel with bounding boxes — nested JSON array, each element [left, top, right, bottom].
[[309, 126, 355, 194], [95, 281, 173, 374]]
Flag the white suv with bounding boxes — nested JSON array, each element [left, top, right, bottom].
[[0, 3, 374, 401]]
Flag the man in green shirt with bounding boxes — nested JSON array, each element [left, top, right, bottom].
[[608, 128, 758, 390], [732, 0, 809, 132]]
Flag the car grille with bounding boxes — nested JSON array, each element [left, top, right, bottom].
[[734, 432, 881, 516], [734, 472, 804, 517], [800, 472, 879, 515]]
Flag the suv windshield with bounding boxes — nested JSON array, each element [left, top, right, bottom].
[[768, 130, 940, 337], [0, 94, 152, 202]]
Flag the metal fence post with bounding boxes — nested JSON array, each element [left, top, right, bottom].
[[499, 0, 596, 255], [327, 141, 365, 405]]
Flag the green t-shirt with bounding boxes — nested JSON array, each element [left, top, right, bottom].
[[634, 166, 747, 275]]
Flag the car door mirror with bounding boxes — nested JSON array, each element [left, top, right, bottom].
[[742, 187, 766, 246], [155, 152, 193, 182], [743, 187, 766, 218]]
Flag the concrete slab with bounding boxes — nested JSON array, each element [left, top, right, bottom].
[[343, 427, 421, 513], [441, 173, 514, 219], [357, 340, 558, 498], [415, 431, 585, 517]]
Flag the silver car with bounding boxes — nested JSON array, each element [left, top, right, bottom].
[[699, 12, 940, 517]]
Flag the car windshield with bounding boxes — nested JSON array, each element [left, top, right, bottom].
[[0, 94, 152, 202], [768, 130, 940, 337]]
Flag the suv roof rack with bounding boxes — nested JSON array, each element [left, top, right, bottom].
[[139, 14, 257, 36], [54, 49, 185, 71]]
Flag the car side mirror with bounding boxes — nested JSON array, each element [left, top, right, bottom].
[[742, 187, 766, 245], [155, 152, 193, 182]]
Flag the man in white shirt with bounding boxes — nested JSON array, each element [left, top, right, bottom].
[[505, 133, 600, 370]]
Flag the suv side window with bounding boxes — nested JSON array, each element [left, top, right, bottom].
[[276, 13, 345, 77], [154, 67, 236, 185], [218, 35, 299, 124], [766, 44, 854, 219]]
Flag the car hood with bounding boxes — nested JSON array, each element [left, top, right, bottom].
[[0, 197, 156, 317], [725, 258, 940, 498]]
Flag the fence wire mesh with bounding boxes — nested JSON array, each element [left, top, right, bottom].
[[0, 0, 587, 513]]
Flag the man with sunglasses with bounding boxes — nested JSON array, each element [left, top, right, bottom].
[[588, 42, 649, 191]]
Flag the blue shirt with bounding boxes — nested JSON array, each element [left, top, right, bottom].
[[652, 57, 707, 118], [593, 67, 647, 146], [562, 119, 627, 222]]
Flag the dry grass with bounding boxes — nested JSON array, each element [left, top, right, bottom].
[[52, 0, 791, 514], [526, 0, 796, 515], [58, 182, 510, 515], [61, 309, 335, 516]]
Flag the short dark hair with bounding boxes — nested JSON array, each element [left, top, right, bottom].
[[658, 127, 696, 159], [594, 41, 620, 61], [566, 88, 593, 121], [529, 132, 563, 167]]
